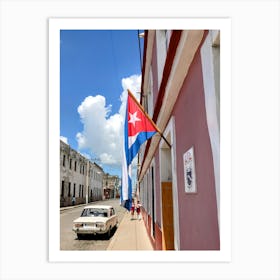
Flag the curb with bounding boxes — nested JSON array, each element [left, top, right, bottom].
[[60, 204, 86, 212]]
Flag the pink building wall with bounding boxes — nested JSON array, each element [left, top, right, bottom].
[[141, 30, 219, 250], [172, 45, 220, 250]]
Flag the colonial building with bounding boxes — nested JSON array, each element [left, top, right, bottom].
[[138, 30, 220, 250], [103, 174, 120, 200], [60, 140, 104, 207]]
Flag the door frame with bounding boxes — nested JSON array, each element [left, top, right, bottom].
[[159, 116, 180, 250]]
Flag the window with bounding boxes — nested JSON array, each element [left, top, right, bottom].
[[151, 166, 155, 237], [61, 181, 65, 197], [69, 159, 72, 169], [81, 208, 108, 217], [156, 30, 168, 89], [74, 161, 77, 171], [68, 182, 71, 197], [63, 155, 66, 167], [110, 208, 115, 216], [73, 183, 76, 197]]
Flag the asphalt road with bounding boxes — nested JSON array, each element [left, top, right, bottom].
[[60, 198, 127, 250]]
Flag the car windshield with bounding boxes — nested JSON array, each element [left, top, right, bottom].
[[81, 208, 108, 217]]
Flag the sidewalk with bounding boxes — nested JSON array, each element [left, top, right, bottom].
[[107, 211, 154, 250]]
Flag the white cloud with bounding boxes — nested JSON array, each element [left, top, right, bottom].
[[119, 75, 141, 119], [76, 74, 141, 169], [60, 136, 68, 144]]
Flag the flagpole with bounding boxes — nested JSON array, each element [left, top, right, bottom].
[[127, 89, 171, 148]]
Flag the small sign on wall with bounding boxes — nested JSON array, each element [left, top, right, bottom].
[[183, 146, 197, 193]]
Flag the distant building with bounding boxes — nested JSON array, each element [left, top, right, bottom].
[[89, 162, 104, 202], [103, 174, 120, 200], [138, 30, 220, 250], [60, 140, 104, 207]]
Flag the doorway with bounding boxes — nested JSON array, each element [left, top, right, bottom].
[[161, 181, 174, 250], [160, 134, 175, 250]]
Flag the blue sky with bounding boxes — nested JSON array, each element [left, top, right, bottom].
[[60, 30, 143, 177]]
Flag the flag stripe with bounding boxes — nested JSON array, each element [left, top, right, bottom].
[[127, 131, 156, 166]]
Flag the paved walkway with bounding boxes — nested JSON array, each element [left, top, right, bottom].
[[107, 211, 153, 250]]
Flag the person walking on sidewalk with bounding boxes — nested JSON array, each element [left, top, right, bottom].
[[130, 201, 135, 220], [136, 201, 141, 220], [71, 196, 76, 206]]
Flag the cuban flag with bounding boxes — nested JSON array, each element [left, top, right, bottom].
[[121, 89, 158, 210]]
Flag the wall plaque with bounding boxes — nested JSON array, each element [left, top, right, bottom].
[[183, 146, 197, 193]]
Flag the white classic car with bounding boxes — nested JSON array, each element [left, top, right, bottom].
[[73, 205, 118, 239]]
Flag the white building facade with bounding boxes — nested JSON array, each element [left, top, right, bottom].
[[60, 140, 104, 207]]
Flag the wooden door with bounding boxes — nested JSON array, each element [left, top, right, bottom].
[[161, 182, 174, 250]]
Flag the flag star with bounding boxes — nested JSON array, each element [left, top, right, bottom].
[[128, 111, 141, 127]]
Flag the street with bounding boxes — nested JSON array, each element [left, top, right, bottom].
[[60, 198, 127, 250]]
